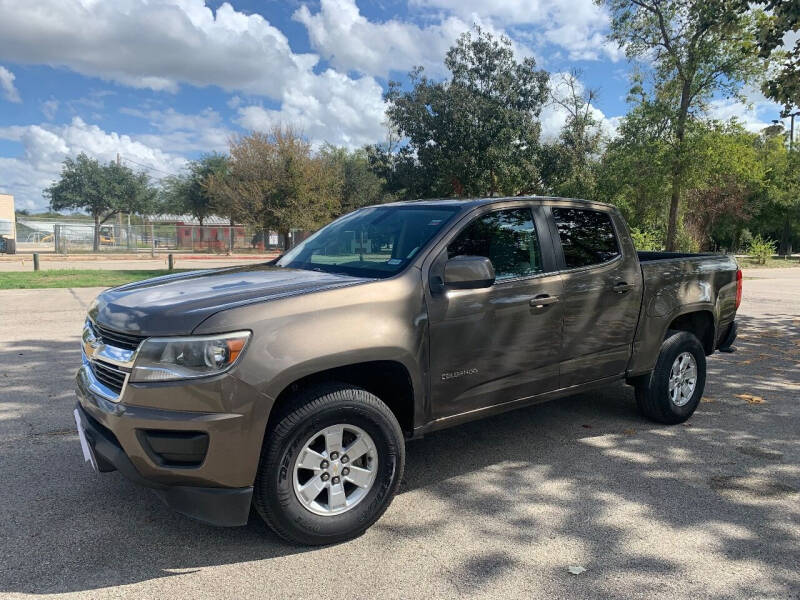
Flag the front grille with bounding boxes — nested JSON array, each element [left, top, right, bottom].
[[95, 324, 146, 351], [91, 361, 127, 394]]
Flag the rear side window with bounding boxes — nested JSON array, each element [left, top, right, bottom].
[[448, 208, 542, 280], [552, 208, 620, 269]]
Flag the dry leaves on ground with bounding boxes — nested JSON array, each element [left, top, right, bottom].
[[735, 393, 765, 404]]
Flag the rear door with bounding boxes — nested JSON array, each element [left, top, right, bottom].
[[545, 203, 642, 387], [425, 202, 564, 421]]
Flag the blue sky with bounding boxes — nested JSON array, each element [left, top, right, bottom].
[[0, 0, 783, 210]]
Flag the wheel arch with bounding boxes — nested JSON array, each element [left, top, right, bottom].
[[666, 308, 716, 355], [267, 359, 417, 437]]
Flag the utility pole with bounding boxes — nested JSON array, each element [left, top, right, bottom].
[[116, 152, 121, 166]]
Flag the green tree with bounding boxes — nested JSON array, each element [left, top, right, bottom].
[[750, 128, 800, 254], [160, 153, 229, 225], [683, 121, 763, 250], [319, 145, 388, 214], [385, 26, 549, 197], [540, 70, 605, 199], [45, 153, 156, 251], [749, 0, 800, 115], [596, 99, 674, 238], [364, 127, 435, 201], [211, 127, 341, 250], [601, 0, 762, 250]]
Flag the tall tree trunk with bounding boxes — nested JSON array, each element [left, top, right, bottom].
[[93, 214, 100, 252], [666, 84, 692, 252]]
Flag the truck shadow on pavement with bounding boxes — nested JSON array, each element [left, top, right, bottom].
[[0, 311, 797, 597]]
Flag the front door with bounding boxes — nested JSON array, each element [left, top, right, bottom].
[[426, 205, 564, 422]]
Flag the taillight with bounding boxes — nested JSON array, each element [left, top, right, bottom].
[[735, 268, 742, 309]]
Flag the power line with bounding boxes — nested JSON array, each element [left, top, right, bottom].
[[119, 155, 174, 176]]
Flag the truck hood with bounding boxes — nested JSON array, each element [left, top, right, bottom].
[[88, 265, 368, 336]]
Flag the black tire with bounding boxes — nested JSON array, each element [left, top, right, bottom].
[[4, 239, 15, 255], [253, 383, 405, 545], [635, 331, 706, 424]]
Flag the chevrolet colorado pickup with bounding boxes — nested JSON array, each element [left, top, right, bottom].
[[74, 196, 741, 544]]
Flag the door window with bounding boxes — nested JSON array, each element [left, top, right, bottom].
[[448, 208, 542, 281], [552, 208, 620, 269]]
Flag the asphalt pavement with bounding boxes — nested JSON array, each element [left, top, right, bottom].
[[0, 268, 797, 599]]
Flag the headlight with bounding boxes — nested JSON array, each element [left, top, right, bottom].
[[130, 331, 251, 383]]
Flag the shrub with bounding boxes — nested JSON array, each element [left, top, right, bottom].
[[747, 235, 777, 264], [630, 228, 662, 251]]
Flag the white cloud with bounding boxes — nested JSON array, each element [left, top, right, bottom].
[[0, 117, 187, 209], [294, 0, 540, 78], [0, 0, 311, 96], [120, 106, 231, 153], [236, 69, 387, 148], [411, 0, 621, 62], [41, 98, 59, 120], [294, 0, 469, 78], [0, 0, 388, 147], [707, 88, 783, 133], [0, 65, 21, 102]]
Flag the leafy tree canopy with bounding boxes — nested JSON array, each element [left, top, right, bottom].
[[385, 26, 549, 198], [601, 0, 762, 249], [319, 145, 388, 213], [749, 0, 800, 114], [45, 153, 156, 250], [160, 153, 229, 225], [210, 127, 341, 248]]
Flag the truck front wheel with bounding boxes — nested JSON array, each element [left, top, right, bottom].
[[253, 383, 405, 545], [635, 331, 706, 424]]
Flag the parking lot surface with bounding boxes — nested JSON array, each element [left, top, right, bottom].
[[0, 269, 798, 599]]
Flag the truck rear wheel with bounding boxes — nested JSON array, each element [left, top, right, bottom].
[[253, 383, 405, 545], [635, 331, 706, 424]]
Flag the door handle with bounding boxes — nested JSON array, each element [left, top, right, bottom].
[[613, 282, 634, 293], [529, 294, 559, 308]]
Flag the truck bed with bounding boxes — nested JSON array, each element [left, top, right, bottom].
[[627, 249, 739, 377]]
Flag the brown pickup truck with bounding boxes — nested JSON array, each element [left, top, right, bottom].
[[74, 196, 741, 544]]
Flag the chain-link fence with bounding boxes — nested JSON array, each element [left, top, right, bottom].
[[15, 220, 292, 254]]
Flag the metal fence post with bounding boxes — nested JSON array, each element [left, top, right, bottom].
[[150, 223, 155, 257], [168, 253, 174, 270], [33, 253, 39, 271]]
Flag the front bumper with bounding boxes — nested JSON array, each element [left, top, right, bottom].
[[75, 403, 252, 526], [75, 360, 268, 527]]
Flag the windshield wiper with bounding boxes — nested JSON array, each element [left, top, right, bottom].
[[310, 266, 352, 277]]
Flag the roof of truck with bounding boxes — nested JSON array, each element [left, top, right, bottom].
[[382, 195, 615, 209]]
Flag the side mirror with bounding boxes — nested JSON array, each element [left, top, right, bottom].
[[443, 255, 495, 290]]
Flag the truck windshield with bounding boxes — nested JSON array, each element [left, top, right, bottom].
[[276, 205, 460, 278]]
